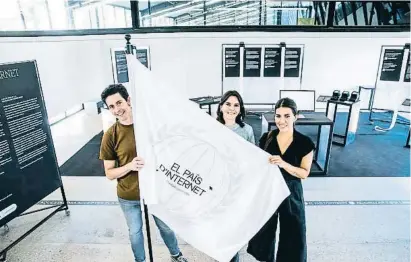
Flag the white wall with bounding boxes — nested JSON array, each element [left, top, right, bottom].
[[0, 31, 409, 115], [51, 110, 102, 166], [0, 39, 109, 117]]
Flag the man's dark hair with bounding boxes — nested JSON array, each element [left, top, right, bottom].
[[101, 84, 129, 105], [216, 90, 246, 128]]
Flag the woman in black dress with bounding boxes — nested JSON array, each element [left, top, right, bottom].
[[247, 97, 315, 262]]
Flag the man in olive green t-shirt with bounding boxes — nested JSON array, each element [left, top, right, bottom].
[[99, 84, 188, 262]]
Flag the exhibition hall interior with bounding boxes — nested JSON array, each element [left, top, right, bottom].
[[0, 1, 410, 261]]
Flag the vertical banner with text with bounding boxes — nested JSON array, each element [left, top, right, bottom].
[[136, 48, 149, 69], [114, 50, 129, 83], [0, 61, 62, 227], [404, 52, 410, 83], [243, 47, 262, 77], [112, 47, 150, 84], [373, 46, 409, 112], [222, 44, 304, 103], [380, 49, 404, 82], [263, 47, 282, 77], [224, 47, 240, 77], [284, 47, 301, 77]]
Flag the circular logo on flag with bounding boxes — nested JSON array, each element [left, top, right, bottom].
[[153, 134, 238, 219]]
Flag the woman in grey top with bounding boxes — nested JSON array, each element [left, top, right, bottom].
[[216, 90, 255, 144], [216, 90, 255, 262]]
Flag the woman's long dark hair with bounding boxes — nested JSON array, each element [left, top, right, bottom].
[[216, 90, 246, 127], [275, 97, 298, 116]]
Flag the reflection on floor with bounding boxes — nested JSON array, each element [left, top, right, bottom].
[[1, 176, 409, 262]]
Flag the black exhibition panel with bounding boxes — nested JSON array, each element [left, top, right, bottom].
[[243, 47, 262, 77], [224, 47, 240, 77], [263, 47, 282, 77], [136, 48, 149, 68], [114, 50, 129, 83], [379, 48, 404, 81], [284, 47, 301, 77], [404, 51, 410, 82], [0, 61, 62, 227]]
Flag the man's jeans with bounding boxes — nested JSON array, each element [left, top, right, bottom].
[[118, 197, 181, 262]]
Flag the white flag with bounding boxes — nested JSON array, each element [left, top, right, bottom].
[[126, 54, 290, 262]]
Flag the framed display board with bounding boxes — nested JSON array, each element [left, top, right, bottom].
[[222, 43, 304, 104]]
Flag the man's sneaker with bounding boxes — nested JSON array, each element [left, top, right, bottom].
[[171, 252, 188, 262]]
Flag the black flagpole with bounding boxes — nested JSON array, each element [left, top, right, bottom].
[[125, 34, 154, 262]]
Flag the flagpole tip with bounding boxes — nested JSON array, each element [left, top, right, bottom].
[[125, 34, 133, 54]]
